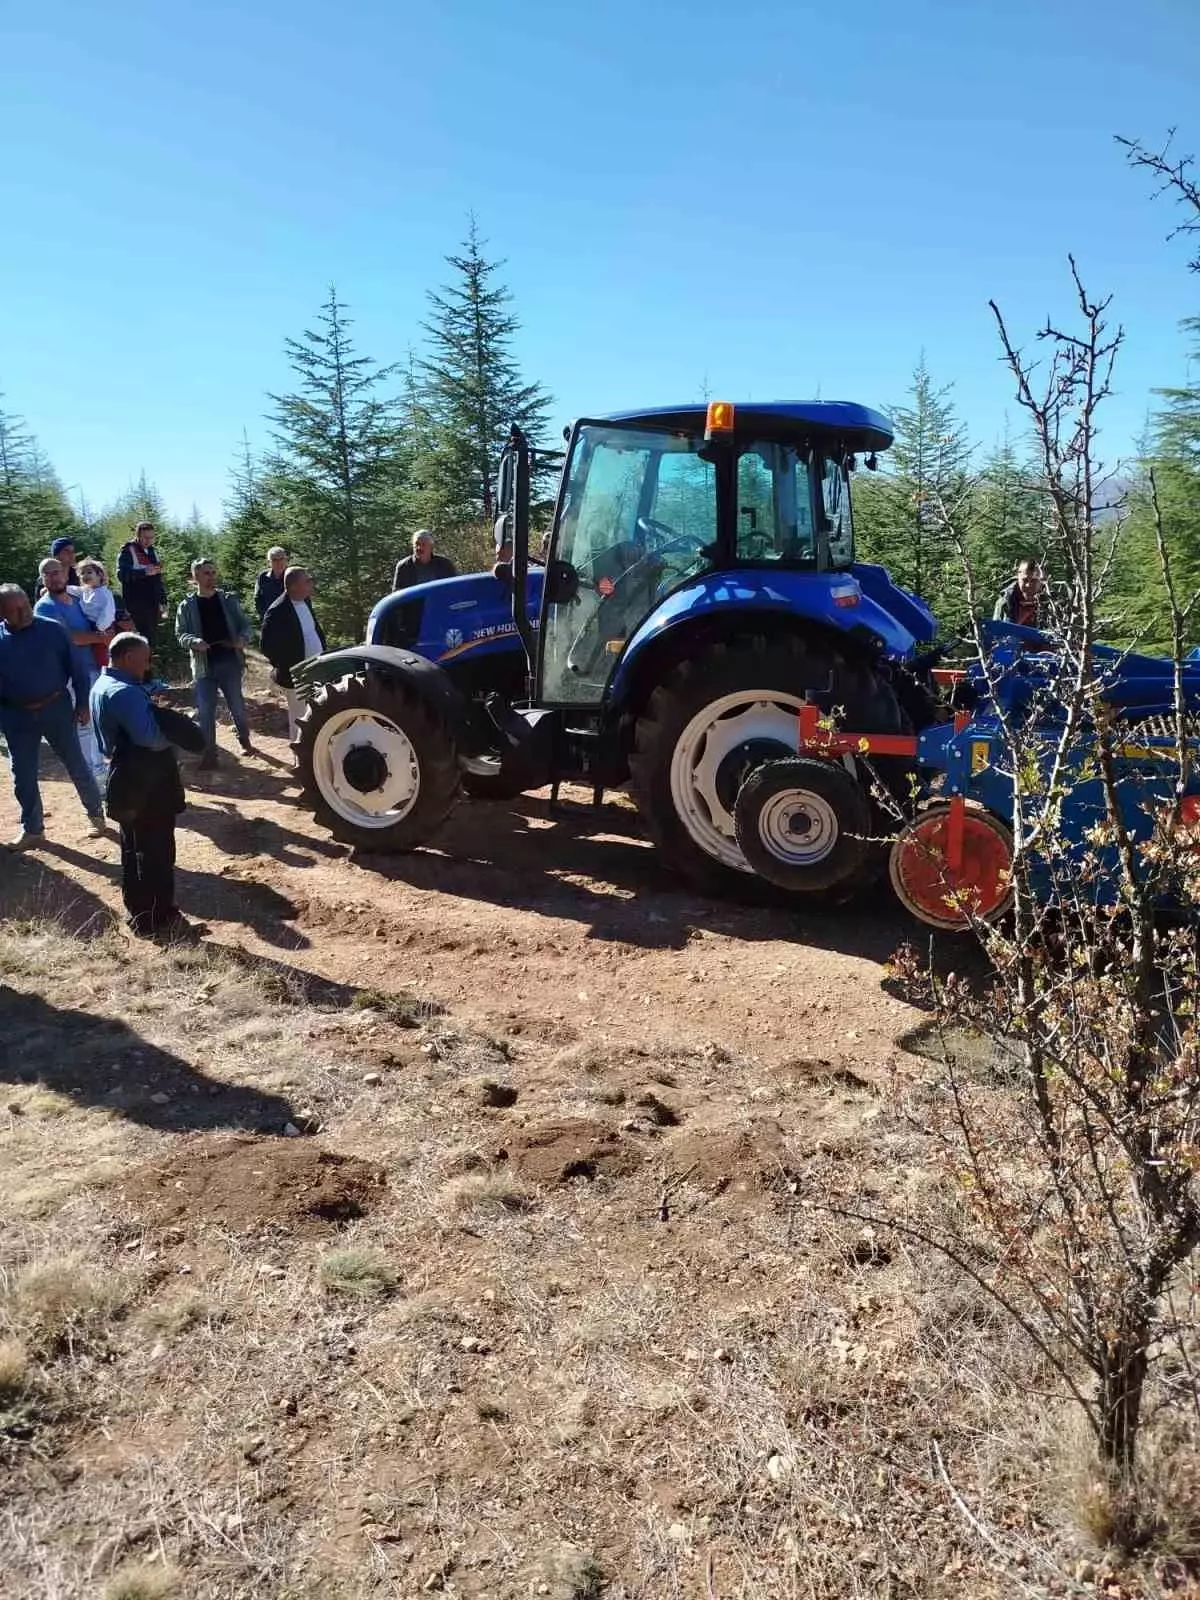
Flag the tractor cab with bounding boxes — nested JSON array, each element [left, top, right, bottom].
[[502, 402, 901, 711]]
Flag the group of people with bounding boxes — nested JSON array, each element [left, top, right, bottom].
[[0, 525, 331, 940]]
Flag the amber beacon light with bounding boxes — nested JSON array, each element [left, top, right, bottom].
[[704, 400, 735, 439]]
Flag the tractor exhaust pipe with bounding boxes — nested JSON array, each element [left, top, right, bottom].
[[509, 425, 535, 681]]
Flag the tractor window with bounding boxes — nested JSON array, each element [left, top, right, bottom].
[[821, 456, 854, 567], [540, 424, 717, 706], [736, 443, 814, 564]]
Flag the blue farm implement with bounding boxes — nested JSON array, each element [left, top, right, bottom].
[[759, 620, 1200, 930]]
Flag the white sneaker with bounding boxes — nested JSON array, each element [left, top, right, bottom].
[[5, 830, 45, 851]]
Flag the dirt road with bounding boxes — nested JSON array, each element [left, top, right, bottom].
[[0, 689, 920, 1069]]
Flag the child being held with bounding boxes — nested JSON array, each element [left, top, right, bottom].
[[70, 558, 117, 668]]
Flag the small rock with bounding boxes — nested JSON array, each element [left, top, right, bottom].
[[149, 1091, 171, 1106], [363, 1072, 383, 1087], [257, 1263, 286, 1278], [282, 1122, 301, 1137], [714, 1347, 733, 1364], [421, 1042, 440, 1059], [766, 1453, 792, 1481], [460, 1335, 490, 1355], [292, 1110, 321, 1134], [7, 1102, 24, 1116]]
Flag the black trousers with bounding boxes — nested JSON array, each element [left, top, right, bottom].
[[127, 604, 159, 649], [119, 811, 177, 931]]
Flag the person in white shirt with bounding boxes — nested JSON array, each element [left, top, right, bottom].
[[72, 558, 118, 636], [259, 567, 327, 745]]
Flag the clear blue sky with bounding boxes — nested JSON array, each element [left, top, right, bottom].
[[2, 0, 1197, 529]]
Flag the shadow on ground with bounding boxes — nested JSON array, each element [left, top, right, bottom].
[[353, 789, 919, 960], [0, 986, 299, 1134], [41, 841, 311, 952]]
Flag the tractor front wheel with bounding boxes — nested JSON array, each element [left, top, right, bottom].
[[296, 671, 460, 850], [734, 757, 871, 892]]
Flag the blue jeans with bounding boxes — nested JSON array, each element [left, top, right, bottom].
[[1, 693, 105, 832], [194, 655, 250, 752]]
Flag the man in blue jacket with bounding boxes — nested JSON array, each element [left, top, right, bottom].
[[92, 632, 199, 936], [0, 582, 106, 850]]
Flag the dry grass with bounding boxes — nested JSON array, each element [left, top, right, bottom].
[[103, 1562, 181, 1600], [0, 1337, 28, 1397], [318, 1246, 398, 1299], [0, 1258, 127, 1353], [439, 1169, 534, 1216], [3, 915, 1199, 1598]]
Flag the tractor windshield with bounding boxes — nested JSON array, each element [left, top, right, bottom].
[[540, 425, 717, 705]]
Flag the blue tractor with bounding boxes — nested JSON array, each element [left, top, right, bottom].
[[292, 401, 942, 898]]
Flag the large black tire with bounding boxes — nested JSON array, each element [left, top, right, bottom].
[[628, 634, 902, 895], [296, 671, 460, 851]]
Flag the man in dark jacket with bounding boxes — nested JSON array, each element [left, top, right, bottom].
[[253, 546, 289, 622], [261, 567, 326, 743], [393, 530, 456, 591], [117, 521, 168, 646], [993, 558, 1048, 628], [91, 632, 204, 937]]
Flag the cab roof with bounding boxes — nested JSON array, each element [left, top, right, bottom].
[[601, 401, 894, 453]]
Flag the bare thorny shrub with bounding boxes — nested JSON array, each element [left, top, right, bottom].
[[853, 140, 1200, 1567]]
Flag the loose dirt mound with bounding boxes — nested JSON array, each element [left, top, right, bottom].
[[665, 1121, 790, 1196], [120, 1134, 388, 1234], [500, 1118, 642, 1185]]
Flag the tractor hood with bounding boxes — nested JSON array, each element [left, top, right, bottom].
[[368, 569, 543, 665]]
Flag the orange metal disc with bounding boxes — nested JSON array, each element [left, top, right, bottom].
[[889, 804, 1014, 930]]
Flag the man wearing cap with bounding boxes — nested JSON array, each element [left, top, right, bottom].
[[34, 538, 80, 598], [118, 521, 168, 647], [0, 581, 106, 850], [392, 530, 456, 591]]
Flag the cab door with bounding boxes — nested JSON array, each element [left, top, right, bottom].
[[537, 422, 717, 707]]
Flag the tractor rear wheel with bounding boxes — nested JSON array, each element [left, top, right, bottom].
[[628, 634, 901, 895], [296, 671, 460, 851]]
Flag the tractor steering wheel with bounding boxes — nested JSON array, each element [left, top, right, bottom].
[[565, 525, 710, 677]]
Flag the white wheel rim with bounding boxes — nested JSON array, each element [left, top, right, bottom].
[[312, 707, 420, 829], [755, 788, 840, 866], [669, 691, 808, 871]]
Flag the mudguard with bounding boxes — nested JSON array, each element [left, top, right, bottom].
[[608, 567, 924, 705], [291, 644, 471, 742]]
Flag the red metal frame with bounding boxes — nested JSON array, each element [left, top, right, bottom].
[[796, 702, 920, 758]]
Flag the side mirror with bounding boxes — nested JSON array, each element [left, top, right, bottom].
[[495, 449, 514, 514]]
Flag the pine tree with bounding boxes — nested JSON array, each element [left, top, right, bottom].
[[967, 427, 1047, 610], [0, 393, 85, 591], [854, 358, 971, 627], [268, 287, 400, 637], [419, 219, 552, 533], [1109, 317, 1200, 650], [219, 432, 282, 605]]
